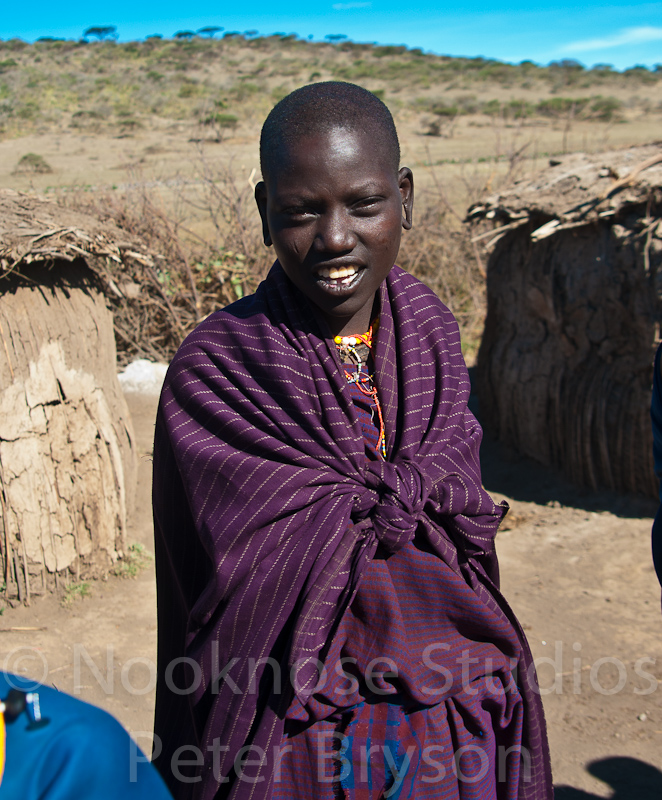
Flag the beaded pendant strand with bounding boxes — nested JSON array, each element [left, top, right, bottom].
[[334, 321, 387, 459]]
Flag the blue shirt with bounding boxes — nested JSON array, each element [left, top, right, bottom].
[[0, 673, 172, 799]]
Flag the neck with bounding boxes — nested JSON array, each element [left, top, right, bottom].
[[325, 299, 377, 339]]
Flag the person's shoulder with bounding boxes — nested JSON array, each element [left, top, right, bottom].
[[0, 671, 130, 740], [0, 673, 172, 798], [188, 291, 266, 342], [169, 289, 270, 368]]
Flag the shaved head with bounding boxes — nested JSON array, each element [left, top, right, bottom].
[[260, 81, 400, 183]]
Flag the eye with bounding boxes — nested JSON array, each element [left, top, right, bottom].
[[283, 205, 315, 220], [352, 196, 383, 214]]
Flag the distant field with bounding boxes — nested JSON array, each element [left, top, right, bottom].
[[1, 35, 661, 360], [2, 36, 661, 205], [3, 35, 661, 200]]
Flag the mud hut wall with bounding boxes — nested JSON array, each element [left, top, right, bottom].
[[476, 219, 660, 496], [0, 260, 136, 598]]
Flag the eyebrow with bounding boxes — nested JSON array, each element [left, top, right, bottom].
[[273, 180, 389, 204]]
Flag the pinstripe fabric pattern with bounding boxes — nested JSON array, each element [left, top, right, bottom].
[[343, 363, 383, 459], [274, 396, 526, 799], [274, 689, 522, 800], [152, 263, 552, 800]]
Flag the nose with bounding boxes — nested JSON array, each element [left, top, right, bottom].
[[314, 207, 356, 253]]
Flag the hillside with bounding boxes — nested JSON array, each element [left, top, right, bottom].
[[1, 35, 661, 362], [1, 35, 661, 139]]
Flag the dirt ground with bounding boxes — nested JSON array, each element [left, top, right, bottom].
[[1, 388, 661, 797]]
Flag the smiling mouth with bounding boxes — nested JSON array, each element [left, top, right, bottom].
[[315, 264, 362, 288]]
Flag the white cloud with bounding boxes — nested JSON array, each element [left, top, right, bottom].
[[332, 2, 372, 9], [560, 26, 662, 53]]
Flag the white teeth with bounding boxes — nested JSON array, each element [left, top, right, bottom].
[[317, 265, 359, 280]]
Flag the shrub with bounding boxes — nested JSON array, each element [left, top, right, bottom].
[[373, 45, 407, 57], [549, 58, 584, 71], [481, 99, 531, 118], [178, 81, 199, 98], [118, 118, 142, 131], [591, 63, 614, 75], [590, 96, 623, 121], [12, 152, 53, 174], [504, 99, 534, 118], [477, 62, 516, 82], [623, 65, 657, 83], [431, 103, 459, 117], [3, 39, 28, 52], [455, 94, 479, 114], [424, 119, 443, 136], [202, 112, 238, 129], [229, 81, 261, 101], [536, 97, 588, 117], [481, 99, 502, 116], [16, 102, 39, 120]]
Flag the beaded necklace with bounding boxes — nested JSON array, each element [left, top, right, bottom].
[[333, 320, 387, 459]]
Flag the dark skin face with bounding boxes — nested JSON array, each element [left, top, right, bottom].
[[255, 127, 414, 338]]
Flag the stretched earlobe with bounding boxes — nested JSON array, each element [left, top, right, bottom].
[[402, 203, 413, 231], [254, 181, 273, 247]]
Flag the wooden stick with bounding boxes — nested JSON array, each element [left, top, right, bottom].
[[0, 455, 12, 592], [471, 217, 529, 242], [20, 534, 31, 605], [600, 153, 662, 200], [0, 315, 14, 381], [12, 548, 23, 603], [0, 626, 46, 632], [643, 218, 656, 275], [531, 218, 591, 242]]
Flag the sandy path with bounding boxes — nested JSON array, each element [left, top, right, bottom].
[[480, 434, 662, 798], [1, 391, 661, 797]]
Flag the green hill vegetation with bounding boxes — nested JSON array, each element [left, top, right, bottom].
[[0, 35, 660, 138]]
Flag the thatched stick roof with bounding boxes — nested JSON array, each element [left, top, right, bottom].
[[0, 189, 190, 365], [0, 189, 156, 277], [467, 143, 662, 248]]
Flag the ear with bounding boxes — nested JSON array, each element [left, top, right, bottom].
[[398, 167, 414, 231], [254, 181, 272, 247]]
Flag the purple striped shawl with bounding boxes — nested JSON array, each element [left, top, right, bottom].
[[152, 263, 552, 799]]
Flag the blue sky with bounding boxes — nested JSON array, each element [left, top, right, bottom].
[[2, 2, 661, 71]]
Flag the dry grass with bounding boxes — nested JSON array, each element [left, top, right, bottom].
[[4, 35, 661, 363], [61, 151, 490, 364], [63, 158, 271, 364]]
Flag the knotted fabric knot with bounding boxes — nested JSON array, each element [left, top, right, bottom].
[[351, 460, 431, 553]]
